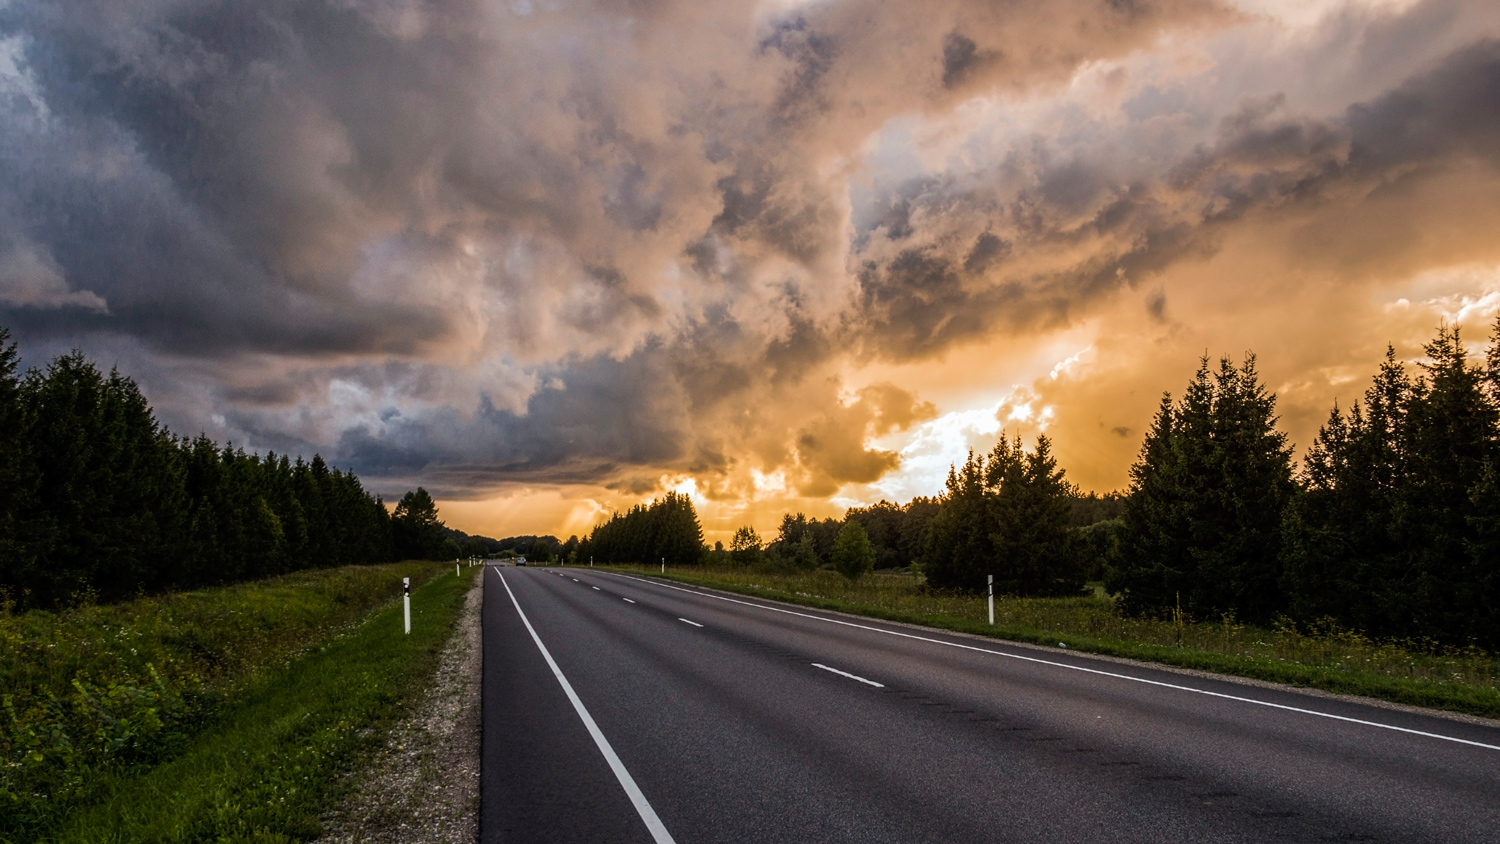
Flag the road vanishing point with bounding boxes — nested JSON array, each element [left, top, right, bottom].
[[481, 566, 1500, 843]]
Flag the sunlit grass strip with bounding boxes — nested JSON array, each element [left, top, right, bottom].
[[603, 565, 1500, 719], [42, 567, 476, 844]]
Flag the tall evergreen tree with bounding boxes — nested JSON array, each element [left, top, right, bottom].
[[651, 492, 705, 565], [1285, 326, 1500, 646], [923, 450, 992, 591], [925, 434, 1081, 594], [1109, 355, 1294, 623], [0, 329, 399, 608], [0, 329, 33, 597], [393, 487, 447, 560], [988, 434, 1081, 596], [578, 492, 707, 565]]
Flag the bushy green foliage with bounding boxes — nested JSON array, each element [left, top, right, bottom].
[[729, 526, 763, 566], [1108, 355, 1295, 624], [0, 562, 441, 840], [1070, 518, 1122, 580], [578, 491, 705, 565], [51, 566, 471, 844], [832, 521, 875, 581], [0, 330, 406, 610]]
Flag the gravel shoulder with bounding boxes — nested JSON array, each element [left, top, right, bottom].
[[316, 574, 483, 843]]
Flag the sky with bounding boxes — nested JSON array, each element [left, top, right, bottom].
[[2, 0, 1500, 543]]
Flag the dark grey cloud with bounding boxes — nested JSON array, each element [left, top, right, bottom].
[[8, 0, 1497, 504]]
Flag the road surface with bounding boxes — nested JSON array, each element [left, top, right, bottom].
[[480, 566, 1500, 843]]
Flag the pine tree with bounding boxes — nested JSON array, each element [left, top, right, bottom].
[[924, 434, 1081, 595]]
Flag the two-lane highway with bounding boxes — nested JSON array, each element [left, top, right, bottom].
[[481, 566, 1500, 843]]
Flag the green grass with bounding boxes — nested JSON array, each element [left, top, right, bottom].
[[0, 562, 474, 843], [600, 565, 1500, 719], [48, 567, 474, 843]]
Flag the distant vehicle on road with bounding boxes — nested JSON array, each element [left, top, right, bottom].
[[515, 558, 527, 566]]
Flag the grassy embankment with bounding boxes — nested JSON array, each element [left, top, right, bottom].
[[0, 562, 477, 843], [599, 564, 1500, 719]]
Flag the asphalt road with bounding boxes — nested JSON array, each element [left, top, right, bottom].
[[480, 566, 1500, 843]]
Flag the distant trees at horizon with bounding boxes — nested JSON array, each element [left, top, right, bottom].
[[12, 314, 1495, 650], [577, 491, 704, 567]]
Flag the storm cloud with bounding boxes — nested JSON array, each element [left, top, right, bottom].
[[3, 0, 1500, 533]]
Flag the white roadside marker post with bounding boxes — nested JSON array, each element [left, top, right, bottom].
[[456, 563, 460, 576], [988, 574, 995, 626], [661, 557, 665, 574], [403, 577, 411, 634]]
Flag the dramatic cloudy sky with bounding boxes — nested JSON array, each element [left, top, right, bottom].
[[3, 0, 1500, 541]]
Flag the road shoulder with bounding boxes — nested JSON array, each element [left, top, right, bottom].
[[316, 575, 483, 843]]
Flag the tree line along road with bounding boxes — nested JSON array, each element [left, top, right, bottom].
[[480, 566, 1500, 844]]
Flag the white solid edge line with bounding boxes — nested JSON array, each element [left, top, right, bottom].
[[678, 617, 704, 628], [496, 570, 678, 844], [606, 573, 1500, 753], [812, 663, 885, 688]]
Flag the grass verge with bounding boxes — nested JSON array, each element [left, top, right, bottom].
[[2, 563, 475, 843], [599, 565, 1500, 720]]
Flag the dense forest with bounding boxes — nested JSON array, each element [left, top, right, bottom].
[[0, 329, 457, 610]]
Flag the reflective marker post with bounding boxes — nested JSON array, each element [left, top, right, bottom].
[[988, 574, 994, 626], [403, 577, 411, 634]]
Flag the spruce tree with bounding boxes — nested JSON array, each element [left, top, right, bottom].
[[1110, 355, 1294, 623], [925, 434, 1081, 595], [649, 492, 705, 565], [989, 435, 1081, 596], [393, 487, 447, 560], [1284, 327, 1500, 647], [0, 329, 33, 597], [922, 450, 992, 591]]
